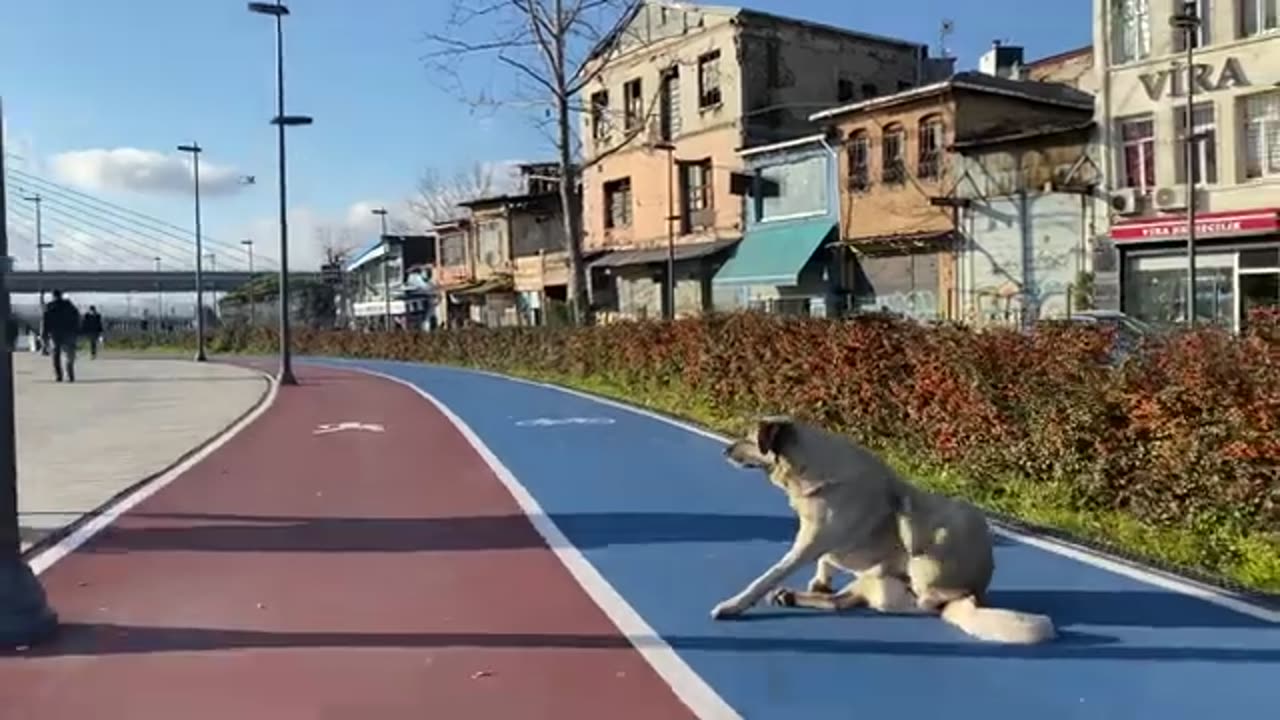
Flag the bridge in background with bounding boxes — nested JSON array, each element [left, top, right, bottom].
[[6, 270, 323, 294]]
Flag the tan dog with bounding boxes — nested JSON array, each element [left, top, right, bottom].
[[712, 416, 1055, 645]]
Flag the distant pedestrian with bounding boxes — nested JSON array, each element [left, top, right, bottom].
[[42, 290, 81, 383], [82, 305, 104, 359]]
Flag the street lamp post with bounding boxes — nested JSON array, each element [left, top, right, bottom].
[[0, 96, 59, 649], [206, 253, 218, 318], [154, 257, 164, 321], [372, 207, 391, 330], [176, 142, 207, 361], [653, 142, 677, 320], [241, 239, 256, 326], [1171, 1, 1200, 327], [20, 194, 52, 309], [249, 0, 312, 387]]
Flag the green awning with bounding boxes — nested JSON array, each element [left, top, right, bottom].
[[712, 218, 834, 286]]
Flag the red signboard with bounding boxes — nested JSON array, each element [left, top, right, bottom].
[[1110, 208, 1280, 242]]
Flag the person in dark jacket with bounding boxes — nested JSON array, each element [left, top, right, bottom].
[[82, 305, 104, 359], [42, 290, 81, 382]]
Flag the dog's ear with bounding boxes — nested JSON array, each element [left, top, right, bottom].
[[755, 416, 793, 455]]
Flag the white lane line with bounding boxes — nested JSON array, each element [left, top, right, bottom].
[[454, 365, 1280, 625], [339, 364, 743, 720], [27, 371, 279, 576]]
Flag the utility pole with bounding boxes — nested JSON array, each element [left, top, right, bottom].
[[241, 239, 256, 326], [154, 257, 164, 321], [372, 207, 391, 330], [19, 194, 52, 309], [0, 95, 60, 648], [654, 142, 677, 320], [1171, 1, 1200, 327]]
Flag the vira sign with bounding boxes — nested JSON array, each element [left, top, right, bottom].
[[1138, 57, 1249, 101]]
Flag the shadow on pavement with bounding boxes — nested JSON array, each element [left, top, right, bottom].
[[6, 622, 1278, 664]]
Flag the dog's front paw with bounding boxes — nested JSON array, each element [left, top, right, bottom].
[[769, 588, 797, 607], [710, 599, 747, 620], [806, 578, 834, 594]]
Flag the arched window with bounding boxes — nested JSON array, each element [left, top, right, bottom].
[[882, 123, 906, 184], [846, 130, 870, 191], [918, 115, 945, 180]]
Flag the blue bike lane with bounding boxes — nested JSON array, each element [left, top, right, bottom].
[[313, 358, 1280, 720]]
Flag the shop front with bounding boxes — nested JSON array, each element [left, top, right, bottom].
[[1112, 209, 1280, 333]]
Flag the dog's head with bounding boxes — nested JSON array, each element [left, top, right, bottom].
[[723, 415, 796, 470]]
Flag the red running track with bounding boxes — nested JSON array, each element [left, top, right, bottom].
[[0, 366, 696, 720]]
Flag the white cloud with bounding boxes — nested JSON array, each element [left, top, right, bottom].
[[233, 200, 422, 272], [49, 147, 250, 196]]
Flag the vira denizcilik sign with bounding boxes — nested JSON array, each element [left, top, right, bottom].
[[1138, 56, 1249, 101]]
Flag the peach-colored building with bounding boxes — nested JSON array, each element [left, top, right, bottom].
[[579, 1, 952, 320]]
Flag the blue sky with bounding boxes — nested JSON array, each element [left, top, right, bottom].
[[1, 0, 1092, 277]]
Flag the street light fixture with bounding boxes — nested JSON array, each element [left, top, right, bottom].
[[249, 0, 311, 386], [1171, 1, 1201, 327], [653, 141, 677, 320], [371, 207, 391, 330], [176, 142, 208, 361], [241, 239, 256, 326], [0, 95, 59, 649]]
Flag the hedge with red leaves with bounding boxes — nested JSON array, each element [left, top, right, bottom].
[[125, 309, 1280, 540]]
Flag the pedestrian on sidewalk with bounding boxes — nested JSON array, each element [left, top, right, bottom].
[[42, 289, 81, 383], [82, 304, 104, 359]]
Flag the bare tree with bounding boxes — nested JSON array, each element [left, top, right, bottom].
[[423, 0, 656, 325], [411, 161, 521, 225], [314, 224, 360, 266]]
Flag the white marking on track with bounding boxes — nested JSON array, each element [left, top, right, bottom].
[[28, 370, 279, 576], [342, 365, 744, 720], [313, 421, 385, 435], [514, 416, 615, 427]]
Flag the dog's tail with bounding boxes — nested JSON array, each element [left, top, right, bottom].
[[940, 596, 1055, 644]]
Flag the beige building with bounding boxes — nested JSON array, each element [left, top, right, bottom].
[[580, 1, 952, 319], [1095, 0, 1280, 331]]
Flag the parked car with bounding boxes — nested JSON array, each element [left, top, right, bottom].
[[1061, 310, 1153, 365]]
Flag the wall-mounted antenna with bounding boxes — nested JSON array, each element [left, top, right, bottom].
[[939, 19, 955, 59]]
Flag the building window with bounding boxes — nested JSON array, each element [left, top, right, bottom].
[[623, 78, 643, 132], [1239, 0, 1279, 37], [1242, 90, 1280, 179], [659, 67, 681, 141], [862, 82, 879, 99], [440, 236, 466, 267], [1174, 102, 1218, 185], [882, 124, 906, 184], [590, 90, 609, 141], [680, 159, 713, 233], [698, 50, 722, 108], [847, 131, 870, 191], [1173, 0, 1211, 49], [1110, 0, 1151, 64], [604, 178, 632, 229], [917, 116, 944, 180], [766, 37, 782, 88], [837, 77, 854, 102], [1118, 115, 1156, 190]]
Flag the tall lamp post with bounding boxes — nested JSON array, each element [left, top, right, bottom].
[[176, 142, 208, 361], [371, 207, 391, 330], [249, 0, 312, 387], [1171, 1, 1200, 327], [19, 194, 52, 309], [653, 141, 677, 320], [241, 239, 256, 326], [0, 96, 59, 648], [154, 257, 164, 321]]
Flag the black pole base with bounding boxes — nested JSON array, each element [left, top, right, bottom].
[[0, 556, 58, 649], [277, 368, 298, 386], [194, 351, 208, 363]]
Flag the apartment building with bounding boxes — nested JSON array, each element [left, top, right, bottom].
[[809, 64, 1094, 321], [580, 1, 952, 319], [343, 234, 438, 331], [1095, 0, 1280, 331]]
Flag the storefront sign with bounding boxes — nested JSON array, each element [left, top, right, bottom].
[[1110, 209, 1280, 242], [1138, 56, 1249, 100]]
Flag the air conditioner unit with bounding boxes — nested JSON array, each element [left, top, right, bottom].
[[1153, 186, 1188, 211], [1110, 188, 1141, 215]]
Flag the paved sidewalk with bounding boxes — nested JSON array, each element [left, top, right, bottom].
[[14, 353, 269, 551], [0, 365, 694, 720]]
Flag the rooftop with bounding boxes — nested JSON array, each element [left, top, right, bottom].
[[809, 70, 1094, 122]]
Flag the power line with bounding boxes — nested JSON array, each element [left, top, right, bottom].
[[4, 187, 184, 266], [4, 162, 275, 266]]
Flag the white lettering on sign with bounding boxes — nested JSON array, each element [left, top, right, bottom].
[[313, 421, 386, 435], [515, 417, 617, 427], [1140, 220, 1244, 238]]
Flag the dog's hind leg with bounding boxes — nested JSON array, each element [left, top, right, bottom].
[[772, 572, 927, 615]]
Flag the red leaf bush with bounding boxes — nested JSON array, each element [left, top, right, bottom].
[[121, 308, 1280, 542]]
